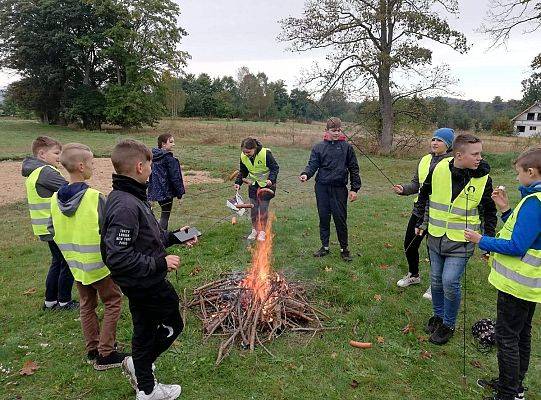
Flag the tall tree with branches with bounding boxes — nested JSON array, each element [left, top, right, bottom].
[[279, 0, 468, 154]]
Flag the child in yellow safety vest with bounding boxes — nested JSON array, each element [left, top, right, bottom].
[[234, 137, 279, 241], [21, 136, 77, 311], [465, 146, 541, 400], [416, 134, 497, 345], [393, 128, 454, 297], [48, 143, 127, 370]]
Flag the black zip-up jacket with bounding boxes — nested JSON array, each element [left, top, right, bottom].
[[415, 159, 497, 257], [235, 141, 279, 187], [301, 139, 361, 191], [100, 175, 179, 290]]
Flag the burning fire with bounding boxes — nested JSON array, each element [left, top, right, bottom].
[[241, 213, 276, 303]]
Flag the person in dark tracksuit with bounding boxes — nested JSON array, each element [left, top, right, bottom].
[[101, 140, 195, 400], [299, 117, 361, 262]]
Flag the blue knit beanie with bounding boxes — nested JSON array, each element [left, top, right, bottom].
[[432, 128, 455, 149]]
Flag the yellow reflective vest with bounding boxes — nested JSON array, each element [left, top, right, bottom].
[[25, 165, 61, 236], [414, 154, 434, 203], [240, 147, 269, 187], [50, 188, 110, 285], [428, 158, 489, 242], [488, 193, 541, 303]]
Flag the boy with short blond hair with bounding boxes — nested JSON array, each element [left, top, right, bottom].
[[48, 143, 126, 369], [465, 146, 541, 400], [101, 139, 193, 400], [22, 136, 77, 310]]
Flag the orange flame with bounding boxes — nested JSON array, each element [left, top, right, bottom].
[[242, 213, 275, 303]]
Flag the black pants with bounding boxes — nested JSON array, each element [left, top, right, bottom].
[[248, 185, 271, 229], [124, 280, 183, 394], [403, 213, 426, 276], [495, 290, 536, 400], [45, 241, 74, 303], [315, 183, 348, 249], [158, 199, 173, 231]]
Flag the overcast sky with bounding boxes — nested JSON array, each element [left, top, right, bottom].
[[1, 0, 540, 102]]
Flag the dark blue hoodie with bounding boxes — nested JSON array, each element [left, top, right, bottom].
[[148, 147, 185, 202], [479, 181, 541, 255]]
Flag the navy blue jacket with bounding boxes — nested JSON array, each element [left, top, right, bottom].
[[301, 138, 361, 192], [479, 181, 541, 255], [148, 148, 185, 202]]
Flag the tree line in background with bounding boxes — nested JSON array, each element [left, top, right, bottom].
[[0, 0, 540, 144]]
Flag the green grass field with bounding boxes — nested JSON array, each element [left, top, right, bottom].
[[0, 119, 539, 400]]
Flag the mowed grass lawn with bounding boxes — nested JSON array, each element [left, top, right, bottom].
[[0, 119, 539, 400]]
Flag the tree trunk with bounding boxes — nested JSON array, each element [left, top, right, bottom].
[[378, 70, 393, 155]]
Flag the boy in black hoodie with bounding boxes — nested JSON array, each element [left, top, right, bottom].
[[416, 134, 497, 345], [299, 117, 361, 262], [101, 140, 195, 400]]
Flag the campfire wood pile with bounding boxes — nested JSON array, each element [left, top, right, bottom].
[[185, 271, 328, 365]]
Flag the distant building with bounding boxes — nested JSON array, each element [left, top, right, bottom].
[[512, 101, 541, 137]]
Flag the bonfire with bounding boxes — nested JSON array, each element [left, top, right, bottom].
[[186, 214, 328, 365]]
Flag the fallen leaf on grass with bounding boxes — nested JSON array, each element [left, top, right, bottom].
[[384, 243, 393, 248], [350, 274, 358, 282], [379, 264, 389, 270], [420, 350, 432, 359], [376, 336, 385, 344], [373, 294, 382, 302], [470, 360, 483, 368], [19, 360, 38, 376], [324, 266, 333, 272], [189, 266, 201, 276], [417, 335, 428, 343], [330, 352, 337, 359], [23, 287, 37, 295], [350, 379, 359, 389], [402, 323, 415, 334]]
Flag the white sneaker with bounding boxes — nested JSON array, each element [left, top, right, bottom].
[[423, 286, 432, 301], [257, 231, 266, 241], [247, 229, 257, 240], [122, 356, 156, 392], [136, 383, 182, 400], [396, 273, 421, 287]]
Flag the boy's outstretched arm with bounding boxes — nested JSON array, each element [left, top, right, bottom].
[[301, 146, 320, 180]]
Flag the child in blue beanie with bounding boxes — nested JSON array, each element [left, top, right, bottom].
[[393, 128, 454, 296]]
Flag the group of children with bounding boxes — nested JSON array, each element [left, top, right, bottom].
[[22, 116, 539, 400], [24, 137, 193, 399]]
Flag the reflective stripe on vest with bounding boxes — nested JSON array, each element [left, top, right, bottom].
[[488, 193, 541, 303], [240, 148, 269, 187], [51, 188, 110, 285], [25, 165, 61, 236], [428, 158, 488, 242]]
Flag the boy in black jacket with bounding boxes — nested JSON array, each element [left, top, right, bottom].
[[101, 140, 195, 400], [299, 117, 361, 262]]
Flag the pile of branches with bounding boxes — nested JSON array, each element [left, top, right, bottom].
[[185, 272, 329, 365]]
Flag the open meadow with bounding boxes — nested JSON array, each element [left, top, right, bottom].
[[0, 118, 539, 400]]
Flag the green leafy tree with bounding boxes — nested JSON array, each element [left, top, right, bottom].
[[280, 0, 467, 154]]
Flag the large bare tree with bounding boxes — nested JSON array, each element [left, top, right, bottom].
[[279, 0, 468, 154]]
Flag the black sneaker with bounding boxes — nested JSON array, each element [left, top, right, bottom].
[[94, 351, 129, 371], [424, 316, 443, 334], [340, 249, 353, 262], [58, 300, 79, 311], [42, 302, 58, 311], [313, 247, 330, 257], [429, 323, 454, 345], [87, 349, 99, 365], [477, 378, 498, 391]]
